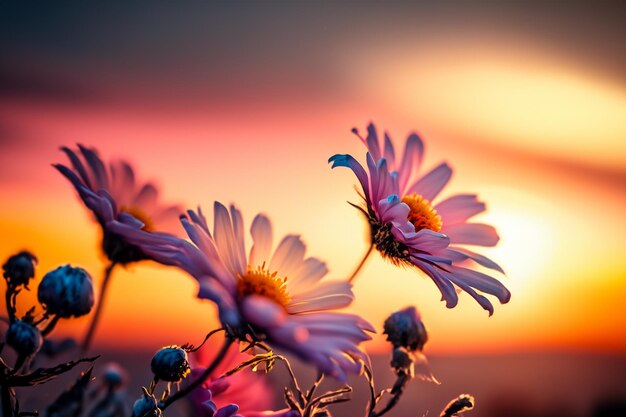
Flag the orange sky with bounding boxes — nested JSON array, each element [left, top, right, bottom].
[[1, 2, 625, 355]]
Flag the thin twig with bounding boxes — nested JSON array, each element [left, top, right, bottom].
[[41, 315, 60, 337], [5, 284, 16, 323], [184, 328, 225, 352], [306, 372, 324, 402], [348, 244, 374, 283], [363, 364, 377, 417], [275, 355, 306, 406], [81, 262, 116, 352], [1, 384, 13, 417]]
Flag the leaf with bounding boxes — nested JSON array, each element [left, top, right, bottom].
[[44, 367, 95, 417], [7, 356, 98, 387]]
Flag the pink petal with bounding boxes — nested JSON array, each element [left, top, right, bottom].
[[407, 162, 452, 202], [242, 295, 287, 328], [436, 194, 486, 225], [269, 235, 306, 279], [398, 133, 424, 193], [445, 223, 500, 247]]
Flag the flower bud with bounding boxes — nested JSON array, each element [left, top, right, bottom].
[[383, 306, 428, 352], [38, 265, 95, 318], [6, 320, 43, 356], [150, 346, 190, 382], [132, 387, 162, 417], [2, 251, 37, 287], [103, 362, 128, 388]]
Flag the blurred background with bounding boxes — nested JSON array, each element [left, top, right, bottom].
[[1, 2, 625, 416]]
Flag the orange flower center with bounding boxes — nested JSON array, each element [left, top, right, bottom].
[[401, 193, 443, 233], [237, 263, 290, 308], [119, 206, 154, 232]]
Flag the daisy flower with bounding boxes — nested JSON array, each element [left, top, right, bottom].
[[191, 344, 295, 417], [109, 202, 374, 381], [54, 145, 182, 265], [54, 144, 183, 350], [328, 123, 510, 315]]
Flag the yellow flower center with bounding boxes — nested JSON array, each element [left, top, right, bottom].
[[119, 206, 154, 232], [237, 263, 290, 308], [401, 193, 443, 233]]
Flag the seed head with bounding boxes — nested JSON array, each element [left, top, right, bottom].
[[38, 265, 95, 318]]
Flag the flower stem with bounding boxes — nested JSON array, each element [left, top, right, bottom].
[[81, 262, 116, 353], [5, 284, 16, 323], [348, 244, 374, 283], [370, 373, 410, 417], [160, 336, 234, 410], [306, 372, 324, 402], [41, 315, 60, 337], [1, 384, 13, 417]]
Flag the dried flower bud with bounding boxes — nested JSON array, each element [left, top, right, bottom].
[[6, 319, 43, 356], [132, 387, 162, 417], [2, 251, 37, 287], [440, 394, 475, 417], [383, 306, 428, 352], [38, 265, 95, 318], [103, 362, 128, 388], [150, 346, 190, 382], [390, 347, 414, 373]]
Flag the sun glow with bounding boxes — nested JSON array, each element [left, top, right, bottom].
[[354, 44, 626, 171]]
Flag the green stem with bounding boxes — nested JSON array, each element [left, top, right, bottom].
[[81, 262, 116, 353], [348, 244, 374, 283]]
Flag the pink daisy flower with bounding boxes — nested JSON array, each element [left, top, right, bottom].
[[109, 202, 374, 380], [54, 145, 183, 351], [54, 144, 182, 265], [328, 123, 510, 315], [190, 345, 296, 417]]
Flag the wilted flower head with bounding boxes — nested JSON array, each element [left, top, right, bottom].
[[3, 250, 37, 288], [383, 306, 428, 352], [54, 145, 182, 264], [38, 265, 95, 318], [109, 202, 374, 381], [150, 345, 190, 382], [329, 123, 510, 314], [6, 319, 43, 356], [384, 308, 438, 385], [132, 387, 162, 417]]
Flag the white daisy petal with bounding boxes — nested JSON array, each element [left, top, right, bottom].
[[213, 201, 246, 275], [269, 235, 306, 279], [287, 257, 329, 290], [249, 214, 273, 267]]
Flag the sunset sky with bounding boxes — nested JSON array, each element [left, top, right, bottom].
[[1, 2, 625, 355]]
